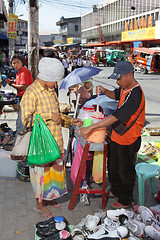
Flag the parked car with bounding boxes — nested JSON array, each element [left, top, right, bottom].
[[105, 49, 126, 66], [130, 47, 160, 74]]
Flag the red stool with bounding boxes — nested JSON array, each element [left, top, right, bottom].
[[68, 137, 108, 210]]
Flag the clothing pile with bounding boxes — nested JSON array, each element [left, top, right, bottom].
[[0, 123, 16, 151], [35, 205, 160, 240]]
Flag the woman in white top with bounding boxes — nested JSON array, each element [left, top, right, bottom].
[[71, 56, 77, 71], [76, 55, 84, 68], [83, 56, 91, 67], [62, 55, 69, 77]]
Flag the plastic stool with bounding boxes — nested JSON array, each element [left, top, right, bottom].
[[135, 163, 160, 206]]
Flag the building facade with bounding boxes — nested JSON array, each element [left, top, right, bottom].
[[56, 16, 81, 44], [81, 0, 160, 45]]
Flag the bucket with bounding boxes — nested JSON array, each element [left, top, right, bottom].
[[77, 105, 95, 120], [85, 114, 106, 143], [16, 161, 30, 182]]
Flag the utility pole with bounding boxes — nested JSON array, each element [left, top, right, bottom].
[[8, 0, 15, 64], [28, 0, 39, 80]]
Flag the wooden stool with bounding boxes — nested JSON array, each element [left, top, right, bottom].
[[68, 136, 108, 210]]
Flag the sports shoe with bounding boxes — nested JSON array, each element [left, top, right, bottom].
[[85, 215, 100, 232], [87, 224, 128, 240], [144, 225, 160, 240], [94, 209, 106, 220], [103, 216, 120, 230], [71, 228, 85, 240], [80, 181, 90, 206], [123, 218, 145, 237], [106, 209, 134, 221], [138, 206, 155, 225]]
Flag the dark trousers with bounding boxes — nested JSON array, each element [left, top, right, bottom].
[[108, 137, 141, 205]]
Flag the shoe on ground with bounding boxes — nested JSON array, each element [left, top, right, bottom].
[[94, 209, 106, 220], [106, 208, 134, 221], [112, 201, 132, 209], [80, 193, 90, 206], [71, 228, 85, 240], [144, 225, 160, 240], [123, 218, 145, 237], [87, 224, 128, 240], [138, 206, 155, 225], [103, 216, 120, 230], [85, 215, 100, 232]]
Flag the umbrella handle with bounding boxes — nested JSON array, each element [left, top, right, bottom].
[[73, 93, 80, 118], [96, 86, 99, 112]]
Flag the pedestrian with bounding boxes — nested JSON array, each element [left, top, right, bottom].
[[77, 61, 145, 208], [83, 56, 91, 67], [76, 54, 84, 68], [5, 54, 33, 146], [20, 57, 83, 218], [71, 56, 77, 71], [62, 55, 69, 77]]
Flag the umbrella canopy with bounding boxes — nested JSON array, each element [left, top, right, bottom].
[[59, 66, 102, 89]]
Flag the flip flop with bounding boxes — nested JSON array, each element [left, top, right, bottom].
[[51, 201, 61, 209], [33, 207, 54, 219]]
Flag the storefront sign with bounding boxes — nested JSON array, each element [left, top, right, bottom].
[[7, 13, 18, 39], [125, 16, 153, 31], [122, 27, 155, 41], [67, 37, 73, 44]]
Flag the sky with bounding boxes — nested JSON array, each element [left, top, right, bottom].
[[4, 0, 103, 34]]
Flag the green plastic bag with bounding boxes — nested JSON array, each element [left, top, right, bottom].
[[27, 114, 61, 166]]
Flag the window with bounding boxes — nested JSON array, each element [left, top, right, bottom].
[[75, 25, 78, 31]]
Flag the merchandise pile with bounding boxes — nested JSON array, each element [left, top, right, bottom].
[[0, 123, 16, 151], [35, 205, 160, 240]]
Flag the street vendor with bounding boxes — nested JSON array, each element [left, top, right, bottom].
[[77, 61, 145, 208]]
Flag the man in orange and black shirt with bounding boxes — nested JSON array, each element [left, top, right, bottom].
[[77, 61, 145, 208]]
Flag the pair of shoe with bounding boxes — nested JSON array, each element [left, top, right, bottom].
[[87, 224, 129, 240]]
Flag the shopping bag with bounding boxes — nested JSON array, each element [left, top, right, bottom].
[[11, 115, 33, 162], [92, 151, 103, 183], [71, 138, 85, 184], [27, 114, 61, 166]]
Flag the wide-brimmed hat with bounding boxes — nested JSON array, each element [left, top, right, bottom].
[[108, 61, 134, 79], [37, 57, 64, 82]]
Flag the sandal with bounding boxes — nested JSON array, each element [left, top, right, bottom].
[[33, 207, 54, 219]]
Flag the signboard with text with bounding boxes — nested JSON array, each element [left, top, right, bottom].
[[122, 27, 155, 41], [7, 13, 18, 39]]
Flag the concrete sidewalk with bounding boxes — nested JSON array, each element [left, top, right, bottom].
[[0, 90, 159, 240]]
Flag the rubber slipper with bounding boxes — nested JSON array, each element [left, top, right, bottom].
[[112, 202, 129, 209], [33, 207, 54, 219], [51, 201, 61, 209]]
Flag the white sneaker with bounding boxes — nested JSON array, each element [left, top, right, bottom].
[[124, 219, 145, 237], [128, 232, 141, 240], [85, 215, 100, 231], [138, 206, 155, 225], [94, 209, 106, 220], [103, 216, 120, 230], [87, 224, 128, 240], [106, 208, 134, 221], [150, 204, 160, 214], [145, 225, 160, 240]]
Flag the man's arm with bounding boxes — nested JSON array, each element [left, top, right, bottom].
[[96, 85, 115, 99]]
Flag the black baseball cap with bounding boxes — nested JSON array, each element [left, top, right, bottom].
[[108, 61, 134, 79]]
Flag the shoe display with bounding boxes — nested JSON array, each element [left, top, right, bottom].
[[138, 206, 155, 225], [106, 209, 134, 221], [87, 224, 128, 240], [144, 225, 160, 240]]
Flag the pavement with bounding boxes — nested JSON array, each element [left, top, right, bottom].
[[0, 84, 160, 240]]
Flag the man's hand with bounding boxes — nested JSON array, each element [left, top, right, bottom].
[[5, 77, 11, 85], [52, 113, 62, 125], [96, 85, 106, 94], [75, 126, 92, 139], [73, 118, 83, 127]]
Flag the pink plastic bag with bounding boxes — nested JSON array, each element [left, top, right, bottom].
[[71, 138, 86, 184]]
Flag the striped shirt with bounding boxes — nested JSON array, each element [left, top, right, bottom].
[[20, 79, 73, 153]]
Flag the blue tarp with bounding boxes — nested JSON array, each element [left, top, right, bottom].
[[0, 33, 8, 40]]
